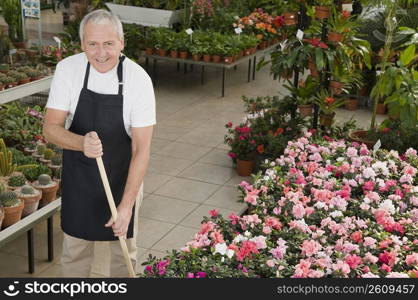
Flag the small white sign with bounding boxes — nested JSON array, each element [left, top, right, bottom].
[[9, 49, 17, 55], [373, 139, 382, 153], [279, 40, 288, 51], [234, 27, 242, 35], [296, 29, 304, 40], [342, 3, 353, 12], [53, 36, 61, 49], [185, 28, 193, 35]]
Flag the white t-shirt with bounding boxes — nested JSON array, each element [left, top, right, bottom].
[[46, 52, 156, 137]]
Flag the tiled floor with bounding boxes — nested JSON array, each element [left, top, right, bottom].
[[0, 10, 385, 277]]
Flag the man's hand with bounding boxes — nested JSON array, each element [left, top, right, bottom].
[[104, 203, 133, 238], [83, 131, 103, 158]]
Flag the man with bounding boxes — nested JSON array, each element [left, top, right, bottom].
[[43, 9, 155, 277]]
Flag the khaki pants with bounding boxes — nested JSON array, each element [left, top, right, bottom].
[[61, 184, 143, 277]]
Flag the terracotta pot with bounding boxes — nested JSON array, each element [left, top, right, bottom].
[[244, 49, 251, 56], [283, 12, 298, 26], [192, 54, 201, 61], [18, 78, 30, 85], [330, 80, 344, 95], [280, 69, 293, 79], [224, 56, 233, 64], [258, 41, 268, 50], [376, 103, 386, 115], [237, 51, 244, 59], [25, 49, 38, 58], [298, 104, 313, 117], [34, 182, 59, 208], [30, 76, 41, 82], [13, 41, 26, 49], [359, 86, 368, 96], [0, 83, 3, 91], [0, 208, 3, 229], [250, 47, 257, 54], [179, 51, 189, 59], [319, 112, 335, 127], [212, 55, 221, 63], [2, 200, 24, 228], [19, 192, 42, 217], [345, 98, 358, 111], [315, 6, 331, 19], [308, 58, 319, 78], [236, 159, 255, 176], [170, 50, 179, 58], [233, 55, 238, 62], [203, 54, 211, 62], [348, 130, 376, 149], [145, 48, 153, 55], [156, 49, 167, 56], [328, 32, 343, 43]]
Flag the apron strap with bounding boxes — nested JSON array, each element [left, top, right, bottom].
[[117, 55, 125, 95], [82, 55, 125, 94]]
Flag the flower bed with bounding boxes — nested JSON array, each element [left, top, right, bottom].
[[142, 133, 418, 278]]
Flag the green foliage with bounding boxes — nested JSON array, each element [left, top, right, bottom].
[[0, 138, 16, 176], [21, 185, 35, 195], [36, 144, 46, 155], [38, 174, 52, 186], [0, 190, 19, 207], [43, 149, 54, 160], [51, 155, 62, 166], [7, 175, 26, 187], [22, 164, 51, 182], [313, 89, 345, 115], [284, 75, 319, 105], [0, 0, 24, 42]]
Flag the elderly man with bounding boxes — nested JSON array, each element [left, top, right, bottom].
[[43, 9, 155, 277]]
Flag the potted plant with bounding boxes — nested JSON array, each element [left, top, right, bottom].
[[48, 154, 62, 174], [13, 71, 30, 85], [330, 64, 363, 96], [0, 63, 10, 74], [0, 138, 17, 177], [0, 190, 24, 228], [23, 142, 37, 155], [16, 184, 41, 217], [282, 0, 299, 26], [284, 75, 319, 117], [32, 174, 59, 207], [39, 148, 54, 164], [0, 76, 17, 88], [25, 68, 42, 81], [33, 143, 46, 159], [314, 0, 333, 20], [313, 89, 345, 127], [190, 43, 204, 61], [7, 174, 27, 191], [224, 122, 256, 176], [326, 8, 356, 43], [152, 28, 171, 56]]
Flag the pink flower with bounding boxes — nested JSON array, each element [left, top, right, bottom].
[[186, 272, 195, 278], [292, 203, 306, 219], [228, 152, 237, 159], [266, 260, 275, 267], [350, 231, 363, 244], [209, 209, 218, 217], [379, 251, 397, 267], [332, 260, 351, 276], [301, 240, 321, 257], [345, 254, 362, 269], [380, 264, 392, 273], [195, 272, 206, 278], [363, 181, 375, 191], [228, 212, 240, 225], [363, 237, 377, 248], [405, 253, 418, 266]]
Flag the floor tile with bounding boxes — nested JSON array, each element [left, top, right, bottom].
[[180, 205, 236, 229], [178, 163, 235, 185]]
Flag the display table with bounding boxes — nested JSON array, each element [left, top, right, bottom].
[[0, 199, 61, 274], [144, 43, 279, 97], [0, 76, 53, 105]]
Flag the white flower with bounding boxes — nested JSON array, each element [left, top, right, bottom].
[[379, 199, 396, 214], [372, 161, 389, 176], [221, 257, 225, 262], [330, 211, 343, 219], [362, 167, 376, 179], [362, 272, 380, 278], [226, 249, 234, 259], [244, 231, 252, 237], [214, 243, 227, 256], [233, 234, 247, 244]]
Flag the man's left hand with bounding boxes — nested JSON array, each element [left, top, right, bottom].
[[105, 204, 133, 237]]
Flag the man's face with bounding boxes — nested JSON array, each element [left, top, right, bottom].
[[81, 21, 124, 73]]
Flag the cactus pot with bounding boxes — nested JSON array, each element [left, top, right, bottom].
[[2, 200, 24, 228], [17, 188, 42, 217], [34, 181, 59, 207]]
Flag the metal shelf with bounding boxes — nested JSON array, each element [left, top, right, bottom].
[[0, 76, 53, 105]]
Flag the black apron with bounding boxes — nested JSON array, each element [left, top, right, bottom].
[[61, 56, 135, 241]]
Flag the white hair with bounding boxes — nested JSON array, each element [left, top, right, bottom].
[[79, 9, 124, 42]]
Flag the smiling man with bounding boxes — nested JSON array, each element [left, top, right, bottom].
[[42, 10, 155, 277]]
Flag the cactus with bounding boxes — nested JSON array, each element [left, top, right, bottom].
[[43, 149, 54, 160], [8, 175, 26, 187], [36, 144, 46, 155], [51, 155, 62, 166], [0, 191, 20, 207], [38, 174, 52, 185], [21, 185, 35, 195], [0, 181, 5, 193], [0, 138, 17, 176]]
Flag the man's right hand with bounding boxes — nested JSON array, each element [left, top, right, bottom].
[[83, 131, 103, 158]]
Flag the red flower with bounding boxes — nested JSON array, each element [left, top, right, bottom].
[[276, 128, 284, 135], [209, 209, 218, 217], [325, 97, 335, 104], [379, 251, 396, 267], [350, 231, 363, 244], [257, 144, 264, 154], [226, 122, 233, 128], [304, 38, 328, 49], [342, 10, 351, 19], [273, 15, 284, 27], [228, 152, 237, 159]]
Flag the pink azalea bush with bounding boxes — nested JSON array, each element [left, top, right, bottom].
[[141, 133, 418, 278]]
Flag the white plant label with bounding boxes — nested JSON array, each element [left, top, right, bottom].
[[53, 36, 61, 49], [342, 3, 353, 12], [185, 28, 193, 35], [373, 139, 382, 153], [235, 27, 242, 35], [296, 29, 304, 40], [9, 49, 17, 55]]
